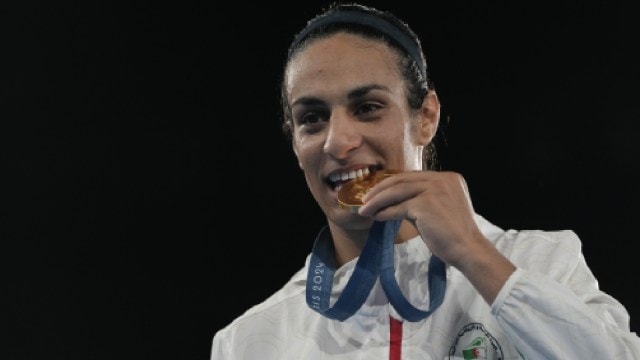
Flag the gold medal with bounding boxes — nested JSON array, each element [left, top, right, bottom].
[[337, 169, 400, 212]]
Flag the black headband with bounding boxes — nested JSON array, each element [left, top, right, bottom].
[[290, 10, 426, 77]]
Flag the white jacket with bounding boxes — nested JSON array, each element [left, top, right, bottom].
[[211, 214, 640, 359]]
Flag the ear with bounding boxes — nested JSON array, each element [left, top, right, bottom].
[[417, 90, 440, 145]]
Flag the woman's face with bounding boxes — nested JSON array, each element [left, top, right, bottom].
[[285, 32, 437, 229]]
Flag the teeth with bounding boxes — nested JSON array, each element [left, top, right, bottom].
[[330, 167, 371, 183]]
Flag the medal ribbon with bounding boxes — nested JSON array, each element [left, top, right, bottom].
[[379, 219, 447, 322], [306, 219, 447, 322]]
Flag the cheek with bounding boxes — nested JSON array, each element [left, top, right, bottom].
[[293, 135, 322, 169]]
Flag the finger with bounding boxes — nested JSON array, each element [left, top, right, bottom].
[[361, 170, 423, 201], [358, 181, 423, 217], [361, 203, 404, 222]]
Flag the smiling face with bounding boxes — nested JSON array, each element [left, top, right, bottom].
[[284, 32, 439, 230]]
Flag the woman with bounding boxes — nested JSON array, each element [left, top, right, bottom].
[[212, 3, 640, 359]]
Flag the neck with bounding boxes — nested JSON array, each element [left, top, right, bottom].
[[328, 219, 419, 267]]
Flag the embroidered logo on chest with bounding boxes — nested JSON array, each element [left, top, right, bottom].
[[448, 322, 504, 360]]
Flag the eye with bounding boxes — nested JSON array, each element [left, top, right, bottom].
[[299, 111, 326, 126], [293, 106, 330, 133], [354, 102, 383, 118]]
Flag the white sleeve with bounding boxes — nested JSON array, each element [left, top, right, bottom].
[[491, 260, 640, 359], [211, 329, 230, 360]]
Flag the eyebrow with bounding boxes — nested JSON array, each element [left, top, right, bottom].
[[348, 84, 390, 100], [290, 84, 391, 108]]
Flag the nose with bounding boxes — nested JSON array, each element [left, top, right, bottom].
[[322, 110, 362, 160]]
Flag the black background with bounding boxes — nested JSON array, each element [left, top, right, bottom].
[[4, 1, 639, 359]]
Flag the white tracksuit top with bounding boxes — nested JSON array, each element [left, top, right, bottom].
[[211, 214, 640, 359]]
